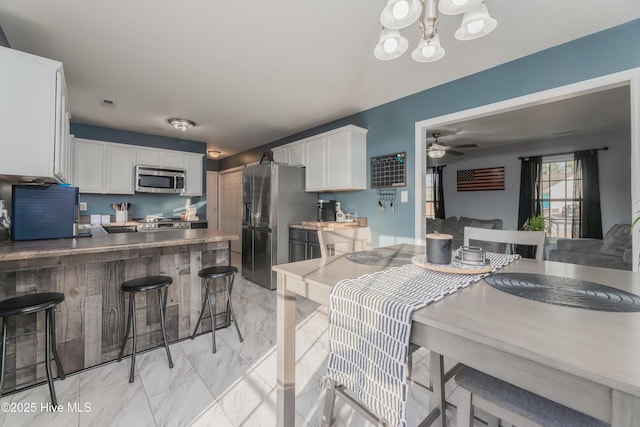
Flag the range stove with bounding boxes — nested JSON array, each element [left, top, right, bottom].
[[134, 216, 196, 232]]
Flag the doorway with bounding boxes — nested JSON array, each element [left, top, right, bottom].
[[413, 68, 640, 270], [206, 171, 218, 230], [219, 167, 244, 253]]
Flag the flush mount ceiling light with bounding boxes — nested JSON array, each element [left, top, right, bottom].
[[168, 118, 196, 131], [207, 150, 221, 159], [374, 0, 497, 63]]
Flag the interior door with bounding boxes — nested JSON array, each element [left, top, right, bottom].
[[220, 168, 243, 252], [206, 171, 218, 229]]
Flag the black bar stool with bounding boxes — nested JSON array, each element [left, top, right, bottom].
[[117, 276, 174, 383], [191, 266, 243, 353], [0, 292, 66, 405]]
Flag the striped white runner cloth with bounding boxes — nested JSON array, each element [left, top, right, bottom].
[[326, 252, 520, 427]]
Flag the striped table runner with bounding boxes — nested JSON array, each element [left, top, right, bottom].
[[326, 252, 520, 427]]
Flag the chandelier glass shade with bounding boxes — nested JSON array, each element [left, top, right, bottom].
[[375, 0, 496, 63], [374, 28, 409, 60]]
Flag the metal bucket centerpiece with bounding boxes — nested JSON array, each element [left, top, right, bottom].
[[454, 245, 489, 266]]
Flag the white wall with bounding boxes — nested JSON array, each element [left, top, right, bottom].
[[440, 128, 631, 232]]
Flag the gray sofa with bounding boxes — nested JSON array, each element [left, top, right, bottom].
[[426, 216, 505, 252], [548, 224, 633, 271]]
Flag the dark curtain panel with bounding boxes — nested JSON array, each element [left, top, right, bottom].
[[517, 156, 542, 258], [433, 166, 445, 219], [574, 150, 603, 239]]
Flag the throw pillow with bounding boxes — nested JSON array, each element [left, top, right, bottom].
[[599, 224, 632, 257]]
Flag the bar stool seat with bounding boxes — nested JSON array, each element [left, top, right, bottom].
[[117, 276, 174, 383], [0, 292, 66, 406], [192, 265, 243, 352]]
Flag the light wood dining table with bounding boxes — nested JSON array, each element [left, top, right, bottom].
[[273, 244, 640, 427]]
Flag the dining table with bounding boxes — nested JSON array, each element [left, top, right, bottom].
[[273, 244, 640, 427]]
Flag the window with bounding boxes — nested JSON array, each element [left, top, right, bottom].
[[537, 155, 582, 238], [425, 172, 436, 219]]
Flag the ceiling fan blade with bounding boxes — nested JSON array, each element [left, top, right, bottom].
[[449, 143, 478, 149], [447, 150, 465, 156]]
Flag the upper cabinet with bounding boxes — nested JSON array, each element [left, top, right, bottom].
[[305, 125, 367, 192], [74, 138, 203, 196], [0, 46, 71, 183], [273, 140, 307, 167], [74, 138, 135, 194]]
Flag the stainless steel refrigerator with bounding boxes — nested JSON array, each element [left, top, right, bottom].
[[242, 163, 316, 289]]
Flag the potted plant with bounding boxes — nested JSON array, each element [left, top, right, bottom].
[[522, 214, 555, 236]]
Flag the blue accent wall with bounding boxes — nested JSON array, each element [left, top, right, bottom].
[[221, 19, 640, 246], [70, 123, 208, 220]]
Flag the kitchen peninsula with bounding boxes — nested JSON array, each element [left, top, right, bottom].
[[0, 229, 237, 391]]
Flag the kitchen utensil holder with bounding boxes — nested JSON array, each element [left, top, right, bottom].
[[115, 211, 128, 223], [376, 189, 396, 214]]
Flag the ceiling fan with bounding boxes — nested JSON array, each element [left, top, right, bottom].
[[427, 132, 478, 158]]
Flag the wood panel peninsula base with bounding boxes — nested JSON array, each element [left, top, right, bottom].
[[0, 229, 238, 393]]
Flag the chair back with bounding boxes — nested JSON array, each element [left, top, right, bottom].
[[318, 227, 372, 258], [463, 226, 546, 260]]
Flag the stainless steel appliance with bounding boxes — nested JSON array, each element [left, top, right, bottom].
[[242, 163, 316, 290], [135, 165, 186, 194], [135, 217, 207, 232], [11, 185, 79, 241]]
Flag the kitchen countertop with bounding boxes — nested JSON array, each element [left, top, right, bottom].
[[0, 228, 238, 262], [289, 219, 367, 230]]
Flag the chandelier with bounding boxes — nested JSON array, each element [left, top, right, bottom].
[[374, 0, 497, 63]]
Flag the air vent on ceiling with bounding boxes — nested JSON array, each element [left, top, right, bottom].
[[100, 98, 116, 108]]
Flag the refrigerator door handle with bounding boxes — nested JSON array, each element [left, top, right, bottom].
[[243, 202, 251, 226]]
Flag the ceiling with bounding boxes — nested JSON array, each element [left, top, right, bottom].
[[1, 1, 639, 159], [425, 85, 631, 163]]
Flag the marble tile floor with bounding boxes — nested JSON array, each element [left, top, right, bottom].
[[0, 253, 480, 427]]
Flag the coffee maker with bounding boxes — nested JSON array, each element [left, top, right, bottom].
[[317, 199, 336, 222]]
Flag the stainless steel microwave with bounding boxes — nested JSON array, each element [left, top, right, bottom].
[[135, 165, 185, 194]]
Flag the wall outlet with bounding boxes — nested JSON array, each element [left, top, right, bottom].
[[79, 202, 88, 211], [401, 191, 408, 203]]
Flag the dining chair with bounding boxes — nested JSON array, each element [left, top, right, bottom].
[[317, 227, 372, 258], [463, 226, 546, 260], [455, 366, 608, 427]]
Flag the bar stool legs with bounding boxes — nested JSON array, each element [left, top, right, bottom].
[[45, 307, 66, 405], [118, 277, 173, 383], [157, 288, 173, 368], [223, 275, 243, 343], [191, 268, 243, 353], [0, 293, 66, 406]]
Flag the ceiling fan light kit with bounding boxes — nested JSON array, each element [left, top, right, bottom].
[[375, 0, 496, 63]]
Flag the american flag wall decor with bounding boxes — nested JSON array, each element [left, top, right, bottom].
[[457, 167, 505, 191]]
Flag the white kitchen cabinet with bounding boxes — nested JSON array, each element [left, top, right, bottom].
[[74, 139, 135, 194], [105, 144, 135, 194], [162, 152, 184, 169], [272, 146, 288, 164], [305, 136, 326, 190], [136, 148, 162, 167], [183, 154, 204, 196], [305, 125, 367, 192], [0, 46, 71, 183], [271, 140, 306, 167], [74, 139, 105, 193], [75, 138, 202, 195], [287, 141, 306, 167]]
